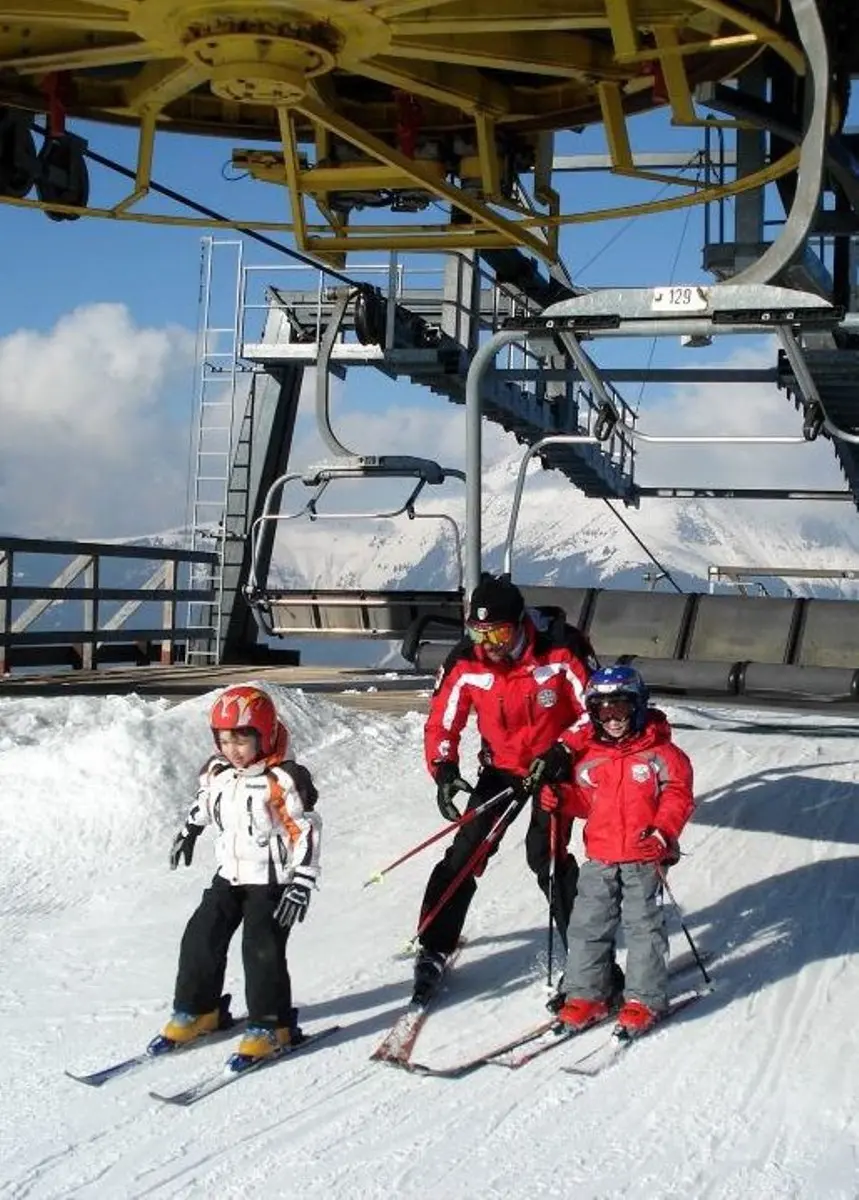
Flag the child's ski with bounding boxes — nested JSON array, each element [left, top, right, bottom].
[[66, 998, 244, 1087], [562, 990, 707, 1077], [494, 1016, 611, 1069], [149, 1024, 341, 1107]]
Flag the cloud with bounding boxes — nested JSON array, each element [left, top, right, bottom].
[[0, 304, 195, 537]]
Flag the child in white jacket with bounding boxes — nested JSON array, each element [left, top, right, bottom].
[[152, 684, 321, 1062]]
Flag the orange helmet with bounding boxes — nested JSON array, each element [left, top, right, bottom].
[[210, 685, 287, 760]]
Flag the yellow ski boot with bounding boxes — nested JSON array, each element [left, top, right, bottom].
[[235, 1025, 295, 1061]]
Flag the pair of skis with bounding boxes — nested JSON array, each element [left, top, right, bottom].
[[370, 941, 577, 1077], [560, 988, 705, 1078], [370, 943, 466, 1069], [66, 1000, 340, 1106]]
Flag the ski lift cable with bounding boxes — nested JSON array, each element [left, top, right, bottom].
[[29, 122, 358, 287], [601, 498, 685, 594], [573, 152, 702, 280]]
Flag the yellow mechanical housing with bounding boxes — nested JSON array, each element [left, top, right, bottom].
[[0, 0, 801, 260]]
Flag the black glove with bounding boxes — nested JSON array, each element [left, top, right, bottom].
[[433, 762, 473, 822], [169, 823, 204, 870], [525, 742, 572, 794], [283, 760, 319, 810], [274, 878, 313, 931]]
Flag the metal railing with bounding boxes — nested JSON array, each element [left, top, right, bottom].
[[0, 537, 218, 674]]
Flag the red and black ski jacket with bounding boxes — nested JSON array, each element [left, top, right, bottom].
[[424, 607, 598, 779]]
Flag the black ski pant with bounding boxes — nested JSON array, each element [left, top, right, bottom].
[[173, 874, 294, 1027], [417, 767, 579, 955]]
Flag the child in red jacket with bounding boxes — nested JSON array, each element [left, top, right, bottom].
[[541, 665, 694, 1036]]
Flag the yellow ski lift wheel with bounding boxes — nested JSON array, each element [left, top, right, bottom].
[[0, 1, 814, 258]]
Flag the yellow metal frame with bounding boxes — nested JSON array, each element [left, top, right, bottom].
[[0, 0, 800, 259], [0, 143, 801, 250]]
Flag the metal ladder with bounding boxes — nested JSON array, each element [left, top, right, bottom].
[[184, 237, 249, 665]]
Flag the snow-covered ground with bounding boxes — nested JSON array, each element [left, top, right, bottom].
[[2, 686, 859, 1199]]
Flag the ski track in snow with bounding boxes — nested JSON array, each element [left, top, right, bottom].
[[2, 690, 859, 1198]]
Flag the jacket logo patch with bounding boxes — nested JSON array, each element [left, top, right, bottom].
[[536, 687, 557, 708], [631, 763, 651, 783]]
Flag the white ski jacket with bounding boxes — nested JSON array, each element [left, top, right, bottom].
[[186, 754, 322, 889]]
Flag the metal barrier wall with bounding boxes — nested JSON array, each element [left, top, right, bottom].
[[385, 584, 859, 706], [683, 594, 802, 664], [0, 537, 218, 673], [794, 597, 859, 668]]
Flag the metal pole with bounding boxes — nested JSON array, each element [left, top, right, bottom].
[[464, 329, 523, 597], [730, 0, 828, 287], [363, 786, 514, 888], [414, 792, 526, 943], [503, 434, 600, 577], [657, 865, 713, 988], [546, 810, 558, 990]]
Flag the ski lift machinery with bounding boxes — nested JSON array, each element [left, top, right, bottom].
[[245, 286, 465, 637], [463, 0, 851, 596]]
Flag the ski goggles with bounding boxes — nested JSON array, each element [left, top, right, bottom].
[[590, 697, 635, 721], [466, 620, 518, 648]]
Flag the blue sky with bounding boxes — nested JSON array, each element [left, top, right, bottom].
[[0, 100, 852, 540]]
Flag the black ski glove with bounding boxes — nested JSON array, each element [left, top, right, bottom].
[[433, 762, 473, 822], [282, 760, 319, 810], [169, 823, 204, 870], [274, 877, 313, 931], [525, 742, 572, 794]]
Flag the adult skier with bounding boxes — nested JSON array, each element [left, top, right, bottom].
[[412, 572, 598, 1001]]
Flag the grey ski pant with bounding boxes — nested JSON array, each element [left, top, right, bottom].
[[560, 860, 669, 1012]]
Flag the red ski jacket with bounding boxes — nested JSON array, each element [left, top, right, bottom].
[[560, 711, 694, 864], [424, 610, 595, 778]]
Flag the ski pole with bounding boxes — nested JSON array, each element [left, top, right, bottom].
[[362, 785, 516, 888], [413, 790, 527, 945], [546, 809, 558, 991], [656, 864, 712, 988]]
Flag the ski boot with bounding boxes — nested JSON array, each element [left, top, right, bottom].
[[556, 997, 610, 1032], [614, 999, 661, 1039], [547, 961, 624, 1016], [230, 1010, 303, 1067], [411, 948, 447, 1005], [147, 994, 233, 1056]]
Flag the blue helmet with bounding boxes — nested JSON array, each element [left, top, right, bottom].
[[584, 665, 649, 735]]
